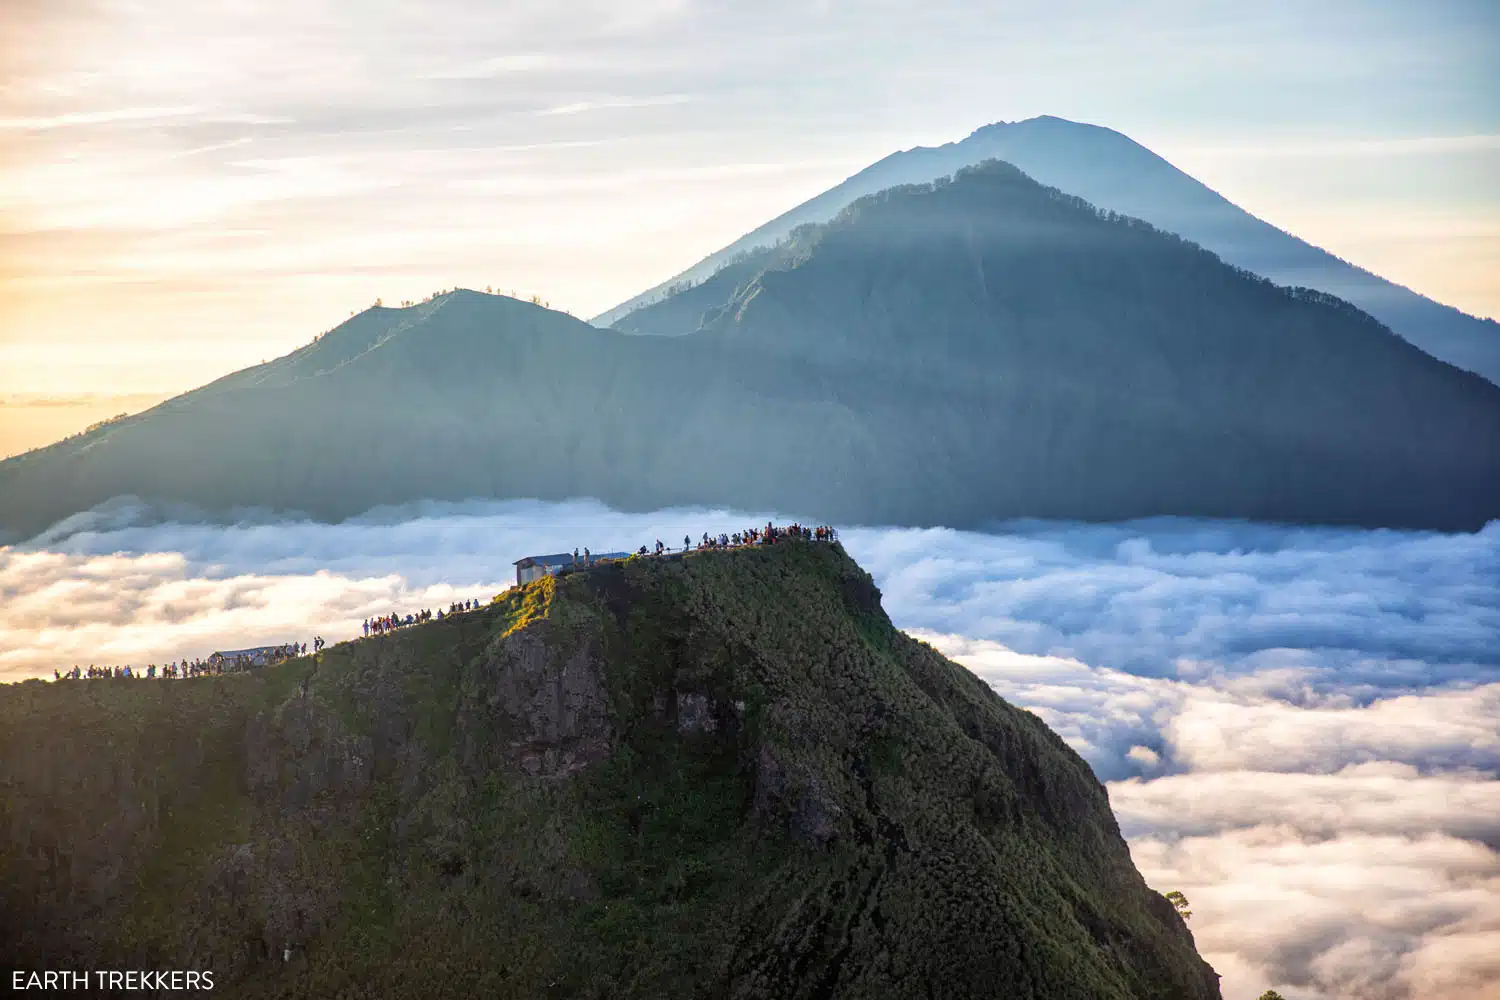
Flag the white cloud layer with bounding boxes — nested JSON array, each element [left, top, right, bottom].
[[4, 500, 1498, 999]]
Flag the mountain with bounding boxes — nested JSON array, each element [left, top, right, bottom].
[[3, 161, 1499, 542], [0, 541, 1222, 998], [594, 115, 1500, 386]]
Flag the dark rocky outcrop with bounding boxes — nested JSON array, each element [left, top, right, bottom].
[[0, 542, 1219, 998]]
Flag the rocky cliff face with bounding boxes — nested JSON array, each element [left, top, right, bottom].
[[0, 542, 1219, 999]]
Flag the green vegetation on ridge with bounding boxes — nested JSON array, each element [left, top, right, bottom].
[[0, 542, 1219, 998]]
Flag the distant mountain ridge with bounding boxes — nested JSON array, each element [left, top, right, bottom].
[[595, 115, 1500, 386], [2, 161, 1497, 542]]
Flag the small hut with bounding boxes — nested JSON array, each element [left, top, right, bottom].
[[207, 645, 293, 668], [513, 551, 630, 586]]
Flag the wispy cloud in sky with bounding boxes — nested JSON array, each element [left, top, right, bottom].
[[419, 51, 608, 81], [4, 502, 1498, 998], [0, 105, 204, 130], [535, 94, 695, 116]]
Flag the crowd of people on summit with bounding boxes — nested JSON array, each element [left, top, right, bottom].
[[638, 521, 837, 556], [54, 640, 313, 681], [364, 598, 482, 636], [47, 523, 837, 682]]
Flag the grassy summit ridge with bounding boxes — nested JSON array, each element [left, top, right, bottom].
[[1, 542, 1219, 998]]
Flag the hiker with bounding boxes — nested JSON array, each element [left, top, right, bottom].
[[584, 547, 591, 565]]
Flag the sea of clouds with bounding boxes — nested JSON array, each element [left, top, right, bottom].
[[3, 498, 1497, 1000]]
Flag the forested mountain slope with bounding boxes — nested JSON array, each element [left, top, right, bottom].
[[597, 116, 1500, 386]]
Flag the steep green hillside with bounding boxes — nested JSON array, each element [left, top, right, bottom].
[[0, 542, 1218, 999]]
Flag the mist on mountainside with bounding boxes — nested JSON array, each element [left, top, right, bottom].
[[597, 116, 1500, 386]]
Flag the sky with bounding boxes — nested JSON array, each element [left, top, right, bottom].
[[0, 0, 1496, 406], [4, 500, 1497, 999]]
